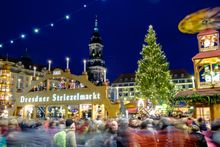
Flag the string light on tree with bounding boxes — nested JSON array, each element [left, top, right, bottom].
[[0, 44, 3, 48], [10, 40, 14, 44], [83, 4, 87, 8], [135, 25, 175, 105]]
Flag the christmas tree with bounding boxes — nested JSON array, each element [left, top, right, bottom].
[[135, 25, 174, 105]]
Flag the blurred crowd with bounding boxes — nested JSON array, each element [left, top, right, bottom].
[[0, 116, 220, 147]]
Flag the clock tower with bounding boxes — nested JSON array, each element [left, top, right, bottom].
[[87, 17, 106, 85]]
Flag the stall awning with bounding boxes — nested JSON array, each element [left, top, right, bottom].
[[127, 108, 137, 113]]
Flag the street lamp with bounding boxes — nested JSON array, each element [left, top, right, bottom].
[[33, 66, 36, 77], [48, 60, 52, 71], [66, 57, 70, 70], [104, 69, 107, 82], [191, 76, 195, 89], [18, 78, 21, 89], [115, 87, 119, 101], [83, 59, 86, 72]]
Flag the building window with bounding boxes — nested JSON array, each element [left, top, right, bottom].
[[173, 80, 177, 83], [130, 92, 134, 96], [180, 80, 185, 83], [181, 74, 184, 78], [130, 83, 134, 86], [174, 74, 178, 78], [130, 88, 134, 91], [187, 79, 192, 82]]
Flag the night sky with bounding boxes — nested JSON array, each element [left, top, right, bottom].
[[0, 0, 219, 82]]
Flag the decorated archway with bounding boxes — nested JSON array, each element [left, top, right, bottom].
[[10, 69, 119, 119]]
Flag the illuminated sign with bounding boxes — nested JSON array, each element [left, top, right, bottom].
[[20, 92, 101, 104]]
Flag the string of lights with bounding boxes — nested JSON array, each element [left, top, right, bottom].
[[0, 0, 100, 49]]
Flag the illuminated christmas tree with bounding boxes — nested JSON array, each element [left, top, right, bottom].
[[135, 25, 174, 105]]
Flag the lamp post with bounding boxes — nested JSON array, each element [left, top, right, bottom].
[[33, 66, 36, 77], [48, 60, 52, 71], [191, 76, 195, 89], [66, 57, 70, 70], [104, 69, 106, 82], [18, 78, 21, 89], [83, 59, 86, 72], [116, 87, 119, 101]]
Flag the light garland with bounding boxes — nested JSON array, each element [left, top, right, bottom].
[[0, 0, 101, 49]]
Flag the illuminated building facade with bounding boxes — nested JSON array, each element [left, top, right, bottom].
[[110, 74, 136, 102], [0, 55, 45, 117], [110, 71, 193, 102], [171, 69, 193, 91], [0, 62, 12, 117]]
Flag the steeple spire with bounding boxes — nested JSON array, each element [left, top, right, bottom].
[[20, 48, 32, 67], [90, 15, 102, 44], [94, 15, 99, 32]]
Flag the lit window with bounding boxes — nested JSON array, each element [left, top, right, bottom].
[[181, 74, 184, 78], [174, 74, 177, 78]]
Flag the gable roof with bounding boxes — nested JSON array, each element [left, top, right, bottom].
[[192, 49, 220, 60]]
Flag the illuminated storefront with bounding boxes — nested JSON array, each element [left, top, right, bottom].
[[10, 68, 119, 119]]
